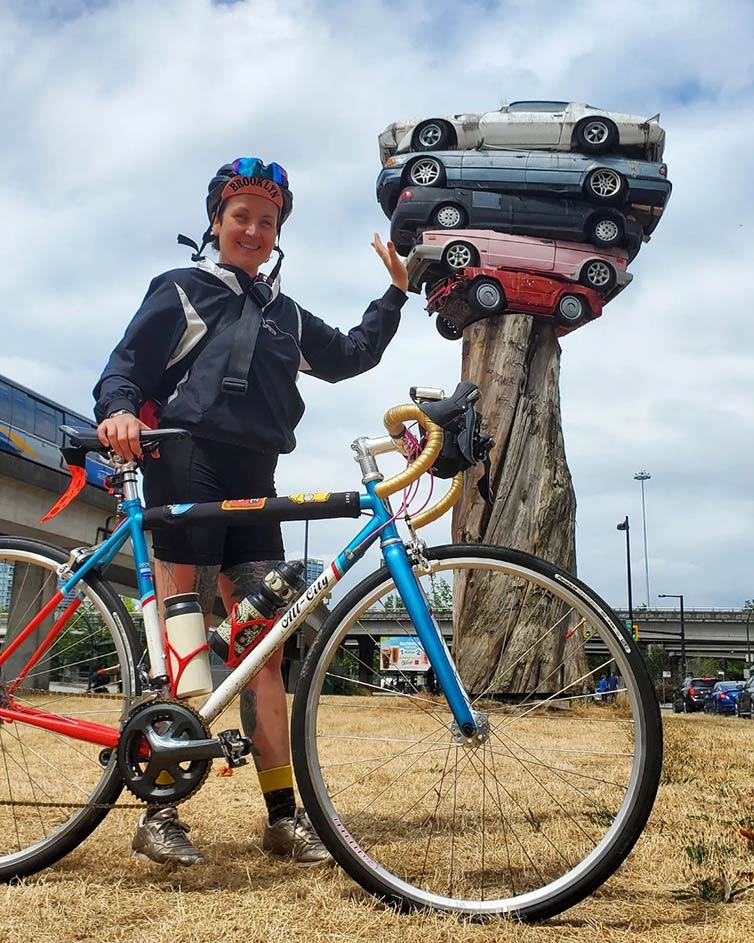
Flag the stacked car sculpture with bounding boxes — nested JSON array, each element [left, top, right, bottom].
[[376, 100, 671, 339]]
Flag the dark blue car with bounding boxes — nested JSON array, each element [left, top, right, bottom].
[[703, 681, 744, 715], [377, 149, 671, 221], [389, 186, 646, 259]]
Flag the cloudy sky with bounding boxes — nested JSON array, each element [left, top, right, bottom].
[[2, 0, 753, 611]]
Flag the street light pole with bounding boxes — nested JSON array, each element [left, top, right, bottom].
[[659, 593, 685, 680], [634, 470, 651, 607], [616, 516, 634, 629]]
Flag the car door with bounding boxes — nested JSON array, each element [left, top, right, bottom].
[[509, 194, 573, 238], [461, 150, 527, 192], [470, 190, 513, 229], [480, 101, 566, 148], [487, 232, 555, 272], [525, 152, 591, 194]]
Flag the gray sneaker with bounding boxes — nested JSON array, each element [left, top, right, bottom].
[[132, 807, 206, 866], [263, 808, 333, 867]]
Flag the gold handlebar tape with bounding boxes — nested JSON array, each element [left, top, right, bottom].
[[375, 404, 443, 498], [410, 473, 463, 529]]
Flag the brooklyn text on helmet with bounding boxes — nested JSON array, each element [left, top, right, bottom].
[[220, 175, 284, 209]]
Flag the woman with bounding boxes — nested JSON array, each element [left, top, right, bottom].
[[94, 157, 409, 867]]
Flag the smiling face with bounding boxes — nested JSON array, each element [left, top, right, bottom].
[[211, 192, 279, 275]]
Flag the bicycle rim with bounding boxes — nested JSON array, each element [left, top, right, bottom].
[[292, 544, 662, 919], [0, 538, 140, 879]]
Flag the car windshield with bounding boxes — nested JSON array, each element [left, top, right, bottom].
[[717, 682, 739, 691]]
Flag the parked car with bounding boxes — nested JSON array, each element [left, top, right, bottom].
[[377, 150, 671, 219], [390, 186, 647, 258], [737, 676, 754, 718], [672, 677, 716, 713], [378, 101, 666, 164], [406, 230, 632, 298], [703, 681, 744, 716], [426, 268, 604, 340]]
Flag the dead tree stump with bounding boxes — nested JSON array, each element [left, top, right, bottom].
[[449, 312, 588, 695]]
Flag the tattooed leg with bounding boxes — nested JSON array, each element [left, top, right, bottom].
[[154, 560, 221, 631], [218, 562, 290, 772]]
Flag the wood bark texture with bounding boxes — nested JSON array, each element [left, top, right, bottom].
[[450, 313, 588, 696]]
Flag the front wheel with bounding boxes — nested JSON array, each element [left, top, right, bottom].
[[292, 544, 662, 919], [0, 538, 141, 880]]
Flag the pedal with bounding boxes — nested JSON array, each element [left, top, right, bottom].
[[217, 728, 253, 768]]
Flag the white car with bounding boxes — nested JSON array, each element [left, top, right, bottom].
[[378, 101, 665, 164]]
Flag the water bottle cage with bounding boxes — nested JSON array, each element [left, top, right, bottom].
[[225, 608, 275, 669]]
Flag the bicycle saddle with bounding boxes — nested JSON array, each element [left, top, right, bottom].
[[60, 425, 191, 455]]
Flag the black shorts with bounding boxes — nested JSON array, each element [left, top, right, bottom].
[[142, 437, 285, 568]]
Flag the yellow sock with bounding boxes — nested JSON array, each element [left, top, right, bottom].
[[257, 764, 294, 794]]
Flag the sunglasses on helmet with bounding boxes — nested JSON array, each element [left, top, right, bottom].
[[231, 157, 289, 189]]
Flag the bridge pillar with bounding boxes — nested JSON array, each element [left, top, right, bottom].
[[357, 636, 376, 687]]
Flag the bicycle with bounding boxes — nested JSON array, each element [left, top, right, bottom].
[[0, 382, 662, 920]]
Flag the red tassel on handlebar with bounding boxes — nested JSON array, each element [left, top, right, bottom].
[[39, 466, 87, 523]]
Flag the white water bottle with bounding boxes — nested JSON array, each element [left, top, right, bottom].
[[163, 593, 213, 698]]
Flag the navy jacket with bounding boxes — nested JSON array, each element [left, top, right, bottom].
[[94, 259, 405, 453]]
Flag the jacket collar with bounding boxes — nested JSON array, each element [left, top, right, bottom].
[[196, 257, 281, 305]]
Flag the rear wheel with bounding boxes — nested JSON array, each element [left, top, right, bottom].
[[575, 118, 618, 154], [0, 538, 141, 880], [589, 215, 623, 248], [292, 544, 662, 919], [585, 168, 624, 203], [555, 293, 589, 327], [580, 260, 616, 293]]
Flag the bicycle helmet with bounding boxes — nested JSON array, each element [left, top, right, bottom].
[[178, 157, 293, 265]]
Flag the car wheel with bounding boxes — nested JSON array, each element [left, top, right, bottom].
[[408, 157, 444, 188], [554, 293, 588, 327], [581, 260, 617, 293], [435, 316, 463, 341], [672, 701, 680, 714], [442, 241, 478, 271], [575, 118, 618, 154], [433, 204, 466, 229], [468, 278, 505, 317], [585, 168, 624, 203], [415, 120, 451, 151], [589, 215, 623, 248]]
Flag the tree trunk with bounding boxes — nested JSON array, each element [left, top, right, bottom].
[[450, 313, 587, 696]]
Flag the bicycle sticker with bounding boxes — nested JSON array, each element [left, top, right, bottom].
[[221, 498, 267, 511], [167, 503, 195, 515], [288, 492, 331, 504]]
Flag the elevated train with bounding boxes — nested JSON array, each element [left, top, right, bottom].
[[0, 374, 109, 489]]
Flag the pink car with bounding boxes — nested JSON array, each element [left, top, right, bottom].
[[407, 229, 632, 295]]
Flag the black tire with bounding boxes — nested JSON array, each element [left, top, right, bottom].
[[580, 259, 617, 293], [435, 316, 463, 340], [554, 293, 589, 327], [575, 118, 618, 154], [589, 214, 624, 249], [414, 120, 452, 152], [584, 168, 625, 203], [467, 277, 505, 317], [432, 204, 466, 229], [291, 544, 663, 920], [441, 240, 478, 272], [672, 701, 680, 714], [0, 537, 140, 881], [407, 157, 444, 189]]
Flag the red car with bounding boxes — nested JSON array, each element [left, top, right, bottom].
[[426, 267, 604, 340]]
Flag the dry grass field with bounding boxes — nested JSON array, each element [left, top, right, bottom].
[[1, 699, 754, 943]]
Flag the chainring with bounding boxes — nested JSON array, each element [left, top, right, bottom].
[[117, 699, 213, 806]]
